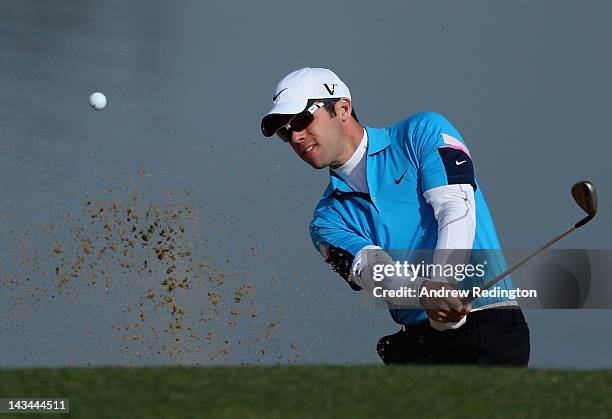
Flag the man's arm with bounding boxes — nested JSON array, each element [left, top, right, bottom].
[[414, 112, 479, 325], [424, 183, 476, 287], [311, 213, 425, 307], [313, 217, 467, 310], [422, 183, 476, 324]]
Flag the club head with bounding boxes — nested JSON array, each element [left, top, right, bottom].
[[572, 181, 598, 218]]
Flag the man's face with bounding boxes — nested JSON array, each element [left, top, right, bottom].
[[287, 101, 347, 169]]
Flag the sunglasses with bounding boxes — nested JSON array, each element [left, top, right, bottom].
[[276, 100, 333, 143]]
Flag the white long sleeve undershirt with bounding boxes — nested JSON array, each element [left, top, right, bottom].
[[423, 184, 476, 284]]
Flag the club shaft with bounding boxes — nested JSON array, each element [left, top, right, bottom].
[[462, 221, 583, 304]]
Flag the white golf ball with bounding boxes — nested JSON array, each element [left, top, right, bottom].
[[89, 92, 107, 110]]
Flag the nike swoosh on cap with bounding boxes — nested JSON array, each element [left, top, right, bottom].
[[273, 88, 288, 102]]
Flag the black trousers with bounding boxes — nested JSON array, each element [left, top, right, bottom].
[[376, 308, 530, 366]]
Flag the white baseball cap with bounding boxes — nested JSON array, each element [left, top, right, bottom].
[[261, 67, 352, 137]]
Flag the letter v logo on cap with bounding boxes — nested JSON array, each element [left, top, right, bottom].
[[323, 83, 337, 95]]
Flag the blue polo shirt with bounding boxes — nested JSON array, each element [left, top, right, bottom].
[[310, 112, 514, 325]]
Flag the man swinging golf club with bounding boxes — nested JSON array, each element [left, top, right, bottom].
[[261, 67, 530, 365]]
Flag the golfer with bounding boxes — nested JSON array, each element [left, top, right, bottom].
[[261, 67, 530, 366]]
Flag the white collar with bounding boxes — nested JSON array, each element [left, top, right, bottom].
[[332, 128, 367, 178]]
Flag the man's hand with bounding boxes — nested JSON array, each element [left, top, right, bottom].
[[419, 280, 472, 323]]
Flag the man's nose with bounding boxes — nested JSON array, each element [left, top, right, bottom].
[[291, 129, 306, 144]]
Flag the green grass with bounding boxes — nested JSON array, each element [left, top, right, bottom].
[[1, 365, 611, 418]]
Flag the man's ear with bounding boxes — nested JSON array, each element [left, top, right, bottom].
[[336, 98, 352, 122]]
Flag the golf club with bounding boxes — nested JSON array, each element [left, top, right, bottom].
[[461, 180, 598, 304]]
